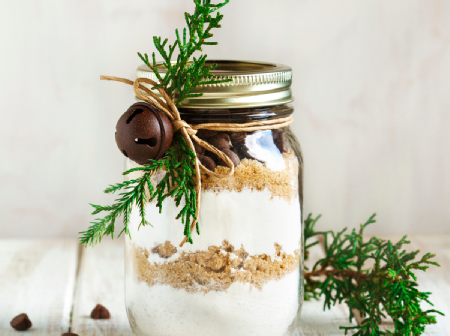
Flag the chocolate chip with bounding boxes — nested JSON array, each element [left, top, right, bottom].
[[193, 141, 205, 156], [231, 131, 259, 161], [272, 129, 281, 140], [10, 313, 32, 331], [232, 145, 247, 160], [236, 142, 259, 161], [90, 304, 110, 319], [204, 150, 218, 163], [218, 149, 241, 167], [196, 129, 218, 139], [273, 130, 288, 153], [230, 132, 247, 145], [199, 155, 216, 172], [208, 133, 232, 151], [62, 333, 79, 336]]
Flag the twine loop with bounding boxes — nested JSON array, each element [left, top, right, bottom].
[[100, 75, 293, 246], [173, 120, 197, 136]]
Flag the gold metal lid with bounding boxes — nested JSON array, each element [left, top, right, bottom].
[[136, 60, 293, 109]]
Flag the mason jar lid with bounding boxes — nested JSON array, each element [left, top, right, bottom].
[[136, 60, 293, 109]]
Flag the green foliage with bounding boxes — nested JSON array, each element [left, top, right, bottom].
[[304, 214, 444, 335], [79, 133, 198, 246], [138, 0, 231, 106], [82, 0, 232, 246]]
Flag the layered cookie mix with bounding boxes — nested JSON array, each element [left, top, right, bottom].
[[125, 129, 302, 336]]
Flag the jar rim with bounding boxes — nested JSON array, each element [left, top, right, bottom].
[[136, 60, 294, 109]]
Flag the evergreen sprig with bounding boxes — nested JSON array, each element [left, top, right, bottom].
[[81, 0, 231, 246], [79, 133, 198, 246], [304, 214, 444, 335], [138, 0, 231, 106]]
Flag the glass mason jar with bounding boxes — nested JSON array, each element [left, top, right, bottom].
[[124, 61, 304, 336]]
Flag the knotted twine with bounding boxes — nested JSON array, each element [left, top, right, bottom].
[[101, 75, 293, 246]]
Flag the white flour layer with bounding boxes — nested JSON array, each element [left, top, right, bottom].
[[126, 271, 300, 336], [128, 189, 301, 258], [125, 184, 302, 335]]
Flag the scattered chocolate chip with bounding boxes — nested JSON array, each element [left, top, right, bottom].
[[193, 141, 205, 156], [10, 313, 32, 331], [230, 132, 247, 145], [196, 129, 218, 139], [62, 333, 79, 336], [90, 304, 110, 320], [199, 155, 217, 172], [218, 149, 241, 167], [208, 133, 232, 151], [273, 129, 288, 153]]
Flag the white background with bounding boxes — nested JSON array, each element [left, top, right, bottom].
[[0, 0, 449, 238]]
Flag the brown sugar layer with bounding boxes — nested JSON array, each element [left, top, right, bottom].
[[201, 152, 298, 202], [125, 152, 298, 202], [151, 241, 177, 258], [132, 241, 300, 294]]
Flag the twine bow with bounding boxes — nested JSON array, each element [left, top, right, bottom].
[[100, 75, 293, 246]]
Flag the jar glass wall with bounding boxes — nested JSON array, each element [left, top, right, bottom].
[[124, 104, 303, 336]]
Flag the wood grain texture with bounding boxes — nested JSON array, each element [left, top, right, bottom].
[[3, 236, 445, 335], [70, 235, 357, 336], [71, 238, 133, 336], [298, 236, 357, 335], [70, 235, 449, 335], [298, 296, 356, 335], [0, 239, 78, 336]]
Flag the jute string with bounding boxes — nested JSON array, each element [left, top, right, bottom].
[[100, 75, 293, 246]]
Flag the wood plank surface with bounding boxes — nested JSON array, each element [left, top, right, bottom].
[[1, 236, 446, 335], [71, 238, 133, 336], [70, 235, 356, 336], [0, 239, 78, 336], [299, 236, 357, 335], [70, 235, 449, 335]]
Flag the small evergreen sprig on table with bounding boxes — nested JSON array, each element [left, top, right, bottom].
[[138, 0, 231, 105], [304, 214, 444, 335], [80, 133, 198, 246]]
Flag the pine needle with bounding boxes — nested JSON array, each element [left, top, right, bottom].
[[81, 0, 231, 246], [79, 134, 197, 246], [304, 214, 445, 335], [138, 0, 232, 106]]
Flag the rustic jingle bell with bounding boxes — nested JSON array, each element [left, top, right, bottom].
[[115, 102, 174, 165]]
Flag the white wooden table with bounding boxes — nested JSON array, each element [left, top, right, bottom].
[[1, 235, 448, 335]]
